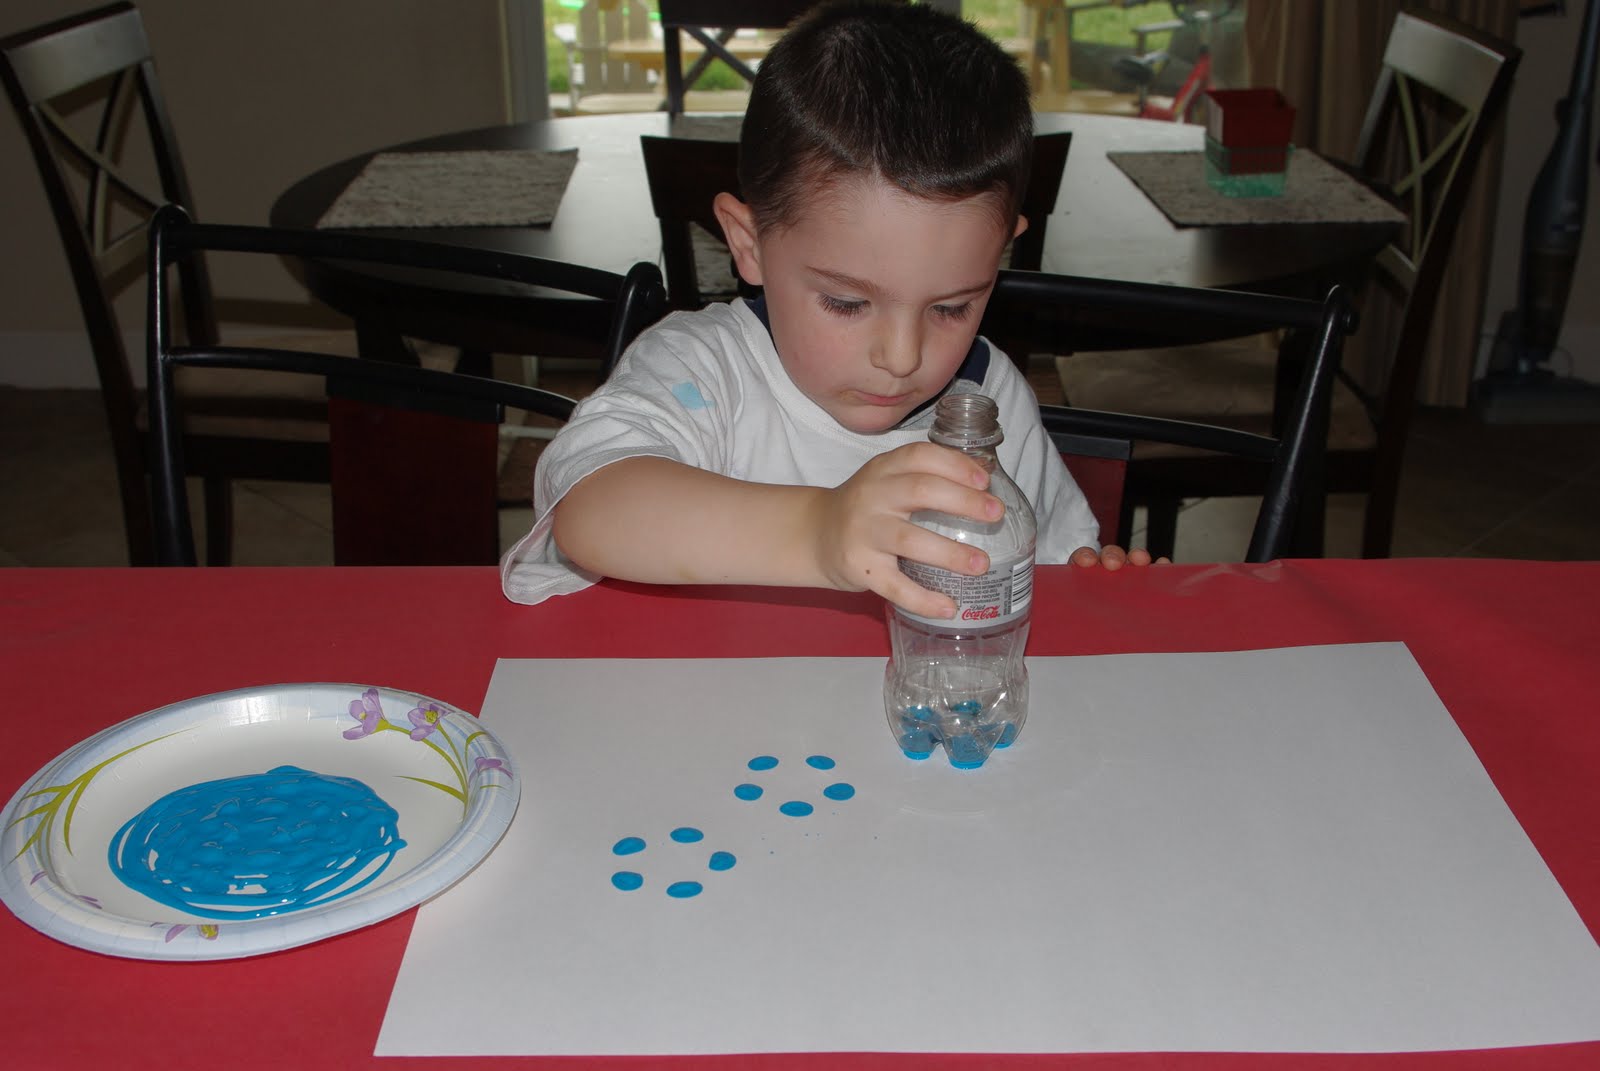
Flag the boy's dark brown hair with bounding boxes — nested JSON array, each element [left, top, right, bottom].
[[738, 0, 1034, 233]]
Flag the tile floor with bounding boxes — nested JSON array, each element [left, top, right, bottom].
[[2, 373, 1597, 568]]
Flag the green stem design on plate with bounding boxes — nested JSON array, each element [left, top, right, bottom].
[[7, 732, 183, 872]]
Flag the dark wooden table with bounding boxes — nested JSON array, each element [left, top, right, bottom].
[[273, 110, 1392, 307], [270, 112, 1394, 565]]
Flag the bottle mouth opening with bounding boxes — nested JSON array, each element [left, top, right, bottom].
[[930, 393, 1003, 449]]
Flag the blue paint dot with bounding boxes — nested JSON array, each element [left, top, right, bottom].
[[747, 755, 779, 771], [612, 836, 646, 856], [823, 783, 855, 801], [734, 783, 763, 801], [667, 881, 703, 898], [670, 826, 703, 843], [952, 699, 983, 715], [709, 851, 736, 871], [996, 722, 1019, 748], [611, 871, 643, 891], [906, 704, 938, 722], [805, 755, 836, 770], [779, 800, 814, 817]]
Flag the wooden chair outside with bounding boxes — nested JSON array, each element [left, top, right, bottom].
[[657, 0, 813, 117], [1, 1, 341, 566], [977, 270, 1356, 561], [146, 208, 668, 567], [1057, 8, 1520, 558], [552, 0, 660, 115]]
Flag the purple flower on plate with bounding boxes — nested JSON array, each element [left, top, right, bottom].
[[344, 687, 385, 739], [407, 701, 447, 741], [474, 756, 509, 777], [162, 923, 219, 942]]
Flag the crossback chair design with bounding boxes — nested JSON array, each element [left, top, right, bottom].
[[2, 1, 343, 566], [147, 207, 667, 567], [1058, 8, 1519, 558], [638, 130, 1072, 324], [980, 270, 1355, 561], [657, 0, 814, 117]]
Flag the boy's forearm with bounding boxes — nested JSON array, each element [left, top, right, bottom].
[[550, 457, 829, 587]]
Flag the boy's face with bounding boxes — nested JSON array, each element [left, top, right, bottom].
[[717, 176, 1019, 434]]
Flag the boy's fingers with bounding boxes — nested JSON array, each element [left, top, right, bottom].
[[1100, 545, 1128, 570], [894, 525, 989, 577], [876, 570, 957, 620], [1070, 546, 1100, 567]]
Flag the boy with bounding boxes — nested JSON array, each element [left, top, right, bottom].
[[502, 0, 1152, 615]]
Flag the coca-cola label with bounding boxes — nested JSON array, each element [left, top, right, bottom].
[[897, 553, 1034, 628]]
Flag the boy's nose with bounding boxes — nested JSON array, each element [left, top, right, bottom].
[[869, 317, 923, 378]]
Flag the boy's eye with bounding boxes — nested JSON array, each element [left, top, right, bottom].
[[818, 293, 866, 317], [932, 302, 974, 322]]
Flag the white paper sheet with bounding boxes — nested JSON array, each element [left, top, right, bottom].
[[377, 645, 1600, 1056]]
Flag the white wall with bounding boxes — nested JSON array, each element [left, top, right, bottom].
[[0, 0, 509, 387], [1479, 5, 1600, 384]]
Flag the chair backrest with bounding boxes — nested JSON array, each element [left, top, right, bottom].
[[1345, 8, 1517, 552], [1, 1, 210, 564], [657, 0, 813, 116], [639, 130, 1071, 312], [146, 206, 668, 567], [983, 270, 1355, 561]]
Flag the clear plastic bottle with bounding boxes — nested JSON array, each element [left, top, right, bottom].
[[884, 393, 1037, 769]]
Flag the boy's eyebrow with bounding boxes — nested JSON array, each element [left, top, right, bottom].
[[807, 266, 994, 303]]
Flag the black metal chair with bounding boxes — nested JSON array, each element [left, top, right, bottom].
[[2, 2, 337, 566], [146, 207, 667, 567], [980, 269, 1355, 561]]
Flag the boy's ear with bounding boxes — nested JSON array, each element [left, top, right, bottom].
[[1013, 214, 1030, 240], [714, 192, 764, 286]]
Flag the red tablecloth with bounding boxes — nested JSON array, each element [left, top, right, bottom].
[[3, 560, 1597, 1069]]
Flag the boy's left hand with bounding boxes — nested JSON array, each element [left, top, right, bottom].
[[1070, 545, 1169, 570]]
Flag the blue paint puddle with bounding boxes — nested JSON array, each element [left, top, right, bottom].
[[666, 881, 704, 898], [805, 755, 836, 770], [779, 800, 814, 818], [611, 871, 643, 891], [670, 826, 703, 843], [709, 851, 736, 871], [612, 836, 646, 855], [734, 783, 763, 801], [747, 755, 779, 771], [107, 765, 404, 920], [823, 783, 855, 801]]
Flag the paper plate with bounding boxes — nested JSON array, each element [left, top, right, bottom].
[[0, 683, 518, 961]]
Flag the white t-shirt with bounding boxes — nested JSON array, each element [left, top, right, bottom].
[[500, 298, 1099, 605]]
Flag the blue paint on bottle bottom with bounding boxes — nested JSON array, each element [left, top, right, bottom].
[[611, 871, 644, 891], [612, 836, 646, 856], [779, 800, 814, 817], [667, 881, 703, 898]]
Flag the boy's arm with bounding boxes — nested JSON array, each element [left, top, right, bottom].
[[551, 445, 1003, 619]]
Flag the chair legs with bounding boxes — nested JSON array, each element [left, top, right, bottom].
[[1144, 495, 1179, 559], [202, 476, 233, 567]]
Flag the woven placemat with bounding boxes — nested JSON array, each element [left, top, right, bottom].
[[1108, 149, 1405, 228], [317, 148, 579, 229]]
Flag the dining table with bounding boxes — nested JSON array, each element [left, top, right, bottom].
[[272, 110, 1392, 328], [2, 557, 1597, 1069]]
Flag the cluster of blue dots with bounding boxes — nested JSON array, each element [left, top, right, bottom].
[[733, 754, 855, 815], [609, 826, 735, 898], [608, 754, 857, 899]]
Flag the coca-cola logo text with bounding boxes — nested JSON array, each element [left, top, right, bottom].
[[961, 605, 1001, 620]]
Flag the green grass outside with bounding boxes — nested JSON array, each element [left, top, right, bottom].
[[545, 1, 1177, 98]]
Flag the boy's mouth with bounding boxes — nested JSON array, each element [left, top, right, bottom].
[[854, 390, 913, 407]]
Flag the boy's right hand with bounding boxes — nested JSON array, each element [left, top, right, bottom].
[[808, 442, 1001, 619]]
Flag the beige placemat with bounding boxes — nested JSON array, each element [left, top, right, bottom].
[[667, 114, 743, 142], [1108, 148, 1405, 228], [317, 148, 579, 229]]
